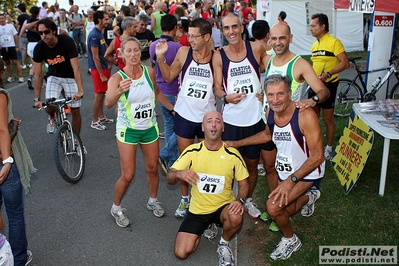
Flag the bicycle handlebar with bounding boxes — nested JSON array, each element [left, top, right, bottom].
[[32, 97, 76, 109]]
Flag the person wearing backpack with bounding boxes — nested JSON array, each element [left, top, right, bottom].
[[69, 5, 86, 58]]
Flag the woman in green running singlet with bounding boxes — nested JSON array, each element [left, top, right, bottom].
[[105, 37, 175, 226]]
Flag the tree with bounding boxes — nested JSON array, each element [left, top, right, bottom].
[[0, 0, 38, 17]]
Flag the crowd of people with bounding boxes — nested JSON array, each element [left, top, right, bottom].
[[0, 0, 351, 264]]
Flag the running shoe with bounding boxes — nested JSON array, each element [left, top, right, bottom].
[[203, 223, 218, 240], [7, 77, 14, 83], [260, 211, 270, 221], [47, 116, 56, 134], [270, 235, 302, 260], [18, 77, 24, 83], [324, 146, 333, 160], [174, 197, 189, 218], [147, 200, 165, 218], [217, 242, 235, 266], [244, 198, 261, 219], [257, 166, 266, 177], [21, 64, 27, 69], [158, 157, 168, 177], [91, 121, 106, 130], [27, 77, 34, 90], [110, 207, 131, 228], [25, 249, 33, 265], [99, 117, 114, 123], [159, 132, 165, 139], [301, 189, 321, 217], [269, 221, 279, 232]]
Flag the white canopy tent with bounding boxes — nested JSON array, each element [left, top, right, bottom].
[[256, 0, 364, 55]]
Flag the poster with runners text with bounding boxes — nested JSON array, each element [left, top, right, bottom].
[[331, 112, 374, 194]]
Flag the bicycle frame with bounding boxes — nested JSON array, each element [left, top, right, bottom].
[[351, 57, 399, 97]]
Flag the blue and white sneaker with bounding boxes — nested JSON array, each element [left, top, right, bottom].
[[217, 242, 235, 266], [270, 234, 302, 260]]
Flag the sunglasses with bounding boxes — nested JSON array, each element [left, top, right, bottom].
[[38, 30, 52, 35]]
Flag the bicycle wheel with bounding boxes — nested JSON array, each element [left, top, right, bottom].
[[389, 82, 399, 99], [54, 123, 85, 183], [334, 78, 363, 117]]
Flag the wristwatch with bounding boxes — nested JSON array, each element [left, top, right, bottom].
[[238, 197, 246, 205], [34, 98, 40, 102], [311, 95, 319, 104], [290, 174, 299, 183], [326, 72, 332, 78], [2, 156, 14, 164], [221, 95, 229, 104]]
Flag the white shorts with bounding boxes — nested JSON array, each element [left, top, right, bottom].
[[27, 42, 38, 58], [45, 76, 82, 108]]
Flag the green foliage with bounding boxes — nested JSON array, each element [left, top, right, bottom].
[[0, 0, 38, 17]]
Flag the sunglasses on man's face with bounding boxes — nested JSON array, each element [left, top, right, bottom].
[[38, 30, 52, 36]]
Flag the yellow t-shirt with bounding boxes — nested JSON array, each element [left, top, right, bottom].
[[311, 33, 346, 82], [171, 141, 249, 215]]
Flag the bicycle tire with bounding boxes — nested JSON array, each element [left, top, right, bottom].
[[389, 82, 399, 99], [54, 123, 85, 184], [334, 78, 363, 117]]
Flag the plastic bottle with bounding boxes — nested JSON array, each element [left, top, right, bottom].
[[371, 77, 382, 88]]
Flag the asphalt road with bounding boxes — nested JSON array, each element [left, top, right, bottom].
[[2, 59, 251, 266]]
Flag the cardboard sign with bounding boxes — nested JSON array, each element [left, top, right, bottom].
[[331, 112, 374, 194]]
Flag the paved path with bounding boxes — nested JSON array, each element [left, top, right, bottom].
[[2, 58, 255, 266]]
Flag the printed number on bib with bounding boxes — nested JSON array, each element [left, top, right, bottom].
[[232, 78, 254, 94], [133, 102, 153, 120], [196, 173, 225, 194], [185, 79, 211, 101], [1, 35, 11, 43], [275, 152, 293, 174]]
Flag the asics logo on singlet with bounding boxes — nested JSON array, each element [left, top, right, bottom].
[[276, 154, 289, 162], [189, 81, 208, 89], [135, 103, 151, 111], [200, 175, 220, 183], [233, 78, 251, 86]]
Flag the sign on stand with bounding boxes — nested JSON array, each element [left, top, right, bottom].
[[331, 112, 374, 194]]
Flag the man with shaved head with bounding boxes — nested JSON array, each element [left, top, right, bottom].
[[167, 111, 249, 266]]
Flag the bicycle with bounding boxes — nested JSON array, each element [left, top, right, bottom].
[[38, 97, 86, 183], [334, 54, 399, 117]]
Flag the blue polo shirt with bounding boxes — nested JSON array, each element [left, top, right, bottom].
[[88, 27, 108, 70]]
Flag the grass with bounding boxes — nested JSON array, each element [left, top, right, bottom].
[[249, 114, 399, 265]]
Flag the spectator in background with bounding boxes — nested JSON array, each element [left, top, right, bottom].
[[309, 13, 349, 160], [188, 2, 201, 20], [208, 18, 221, 49], [88, 11, 114, 131], [112, 5, 131, 36], [145, 5, 154, 29], [136, 15, 156, 66], [69, 5, 86, 58], [47, 5, 56, 19], [278, 11, 287, 24], [0, 14, 24, 84], [0, 87, 35, 265], [209, 7, 219, 29], [178, 19, 189, 46], [247, 12, 255, 39], [151, 2, 166, 39], [17, 3, 30, 69], [104, 5, 115, 46], [39, 2, 49, 19]]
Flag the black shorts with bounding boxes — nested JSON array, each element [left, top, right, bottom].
[[259, 140, 276, 151], [178, 204, 228, 236], [222, 120, 264, 159], [1, 47, 18, 61], [278, 176, 322, 190], [174, 112, 204, 139], [309, 80, 338, 109]]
